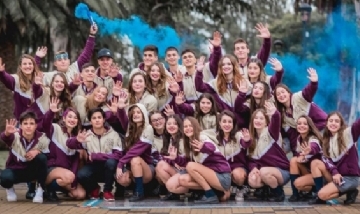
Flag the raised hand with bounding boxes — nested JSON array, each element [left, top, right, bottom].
[[109, 63, 121, 78], [5, 119, 17, 136], [34, 73, 44, 85], [164, 146, 178, 160], [241, 129, 251, 142], [36, 46, 48, 58], [90, 23, 98, 35], [175, 91, 185, 105], [174, 69, 183, 83], [76, 130, 89, 143], [117, 90, 129, 109], [112, 81, 123, 97], [300, 142, 311, 156], [255, 23, 271, 38], [106, 97, 119, 113], [164, 104, 175, 117], [49, 97, 61, 113], [209, 31, 222, 47], [71, 74, 83, 85], [237, 79, 248, 93], [307, 68, 318, 82], [196, 56, 206, 71], [191, 139, 204, 152], [168, 79, 180, 93], [268, 58, 282, 72], [264, 101, 277, 116], [208, 45, 214, 54], [0, 57, 5, 71]]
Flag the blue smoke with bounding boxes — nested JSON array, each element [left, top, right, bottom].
[[74, 3, 181, 58], [265, 7, 359, 113]]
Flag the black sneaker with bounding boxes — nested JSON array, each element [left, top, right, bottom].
[[344, 189, 359, 205], [26, 189, 36, 200], [129, 192, 144, 202], [47, 191, 59, 202], [308, 195, 326, 204], [268, 188, 285, 202], [288, 194, 301, 202], [160, 192, 180, 201], [194, 195, 219, 203]]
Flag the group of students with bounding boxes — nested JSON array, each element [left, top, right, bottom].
[[0, 21, 359, 205]]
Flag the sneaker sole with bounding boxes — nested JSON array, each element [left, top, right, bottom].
[[104, 198, 115, 201], [7, 199, 17, 202], [33, 199, 43, 203]]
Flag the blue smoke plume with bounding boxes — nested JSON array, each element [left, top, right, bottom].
[[265, 6, 360, 114], [74, 3, 181, 58]]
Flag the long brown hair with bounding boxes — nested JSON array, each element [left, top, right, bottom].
[[85, 86, 108, 112], [216, 55, 243, 95], [183, 117, 202, 159], [322, 112, 347, 158], [274, 84, 292, 126], [247, 58, 266, 82], [216, 110, 237, 146], [249, 81, 271, 115], [50, 73, 73, 120], [161, 114, 183, 155], [60, 107, 82, 136], [194, 93, 219, 125], [125, 105, 146, 151], [16, 54, 41, 92], [248, 109, 270, 155], [146, 62, 167, 98], [128, 72, 152, 105], [297, 115, 323, 146]]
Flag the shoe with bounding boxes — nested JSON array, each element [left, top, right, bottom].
[[33, 187, 44, 203], [194, 195, 219, 203], [6, 188, 17, 202], [288, 194, 301, 202], [129, 192, 144, 202], [160, 193, 180, 201], [103, 191, 115, 201], [344, 189, 359, 205], [89, 186, 100, 199], [268, 188, 285, 202], [46, 191, 59, 202], [308, 195, 326, 204]]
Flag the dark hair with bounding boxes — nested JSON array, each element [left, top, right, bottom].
[[183, 117, 202, 158], [50, 73, 73, 121], [143, 45, 159, 56], [128, 72, 152, 105], [195, 93, 219, 126], [165, 47, 179, 54], [216, 110, 237, 146], [19, 111, 37, 124], [322, 112, 347, 158], [248, 109, 270, 155], [146, 62, 167, 98], [81, 62, 95, 71], [297, 115, 323, 147], [125, 105, 145, 151], [161, 115, 183, 155], [181, 48, 196, 57], [273, 83, 292, 127], [249, 81, 271, 115], [248, 58, 266, 82], [233, 38, 248, 49], [87, 107, 105, 121], [61, 107, 82, 136]]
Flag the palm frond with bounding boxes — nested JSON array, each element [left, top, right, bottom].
[[2, 0, 24, 22], [20, 1, 48, 31]]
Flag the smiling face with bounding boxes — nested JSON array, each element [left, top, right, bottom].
[[150, 113, 165, 130], [98, 57, 113, 71], [252, 82, 265, 99], [81, 66, 96, 82], [326, 114, 342, 134], [51, 75, 65, 92], [131, 74, 146, 93], [297, 117, 309, 135], [219, 114, 234, 134], [275, 86, 291, 104], [20, 118, 37, 137], [54, 58, 71, 72], [182, 52, 196, 67], [90, 112, 105, 129], [93, 87, 108, 103], [221, 57, 234, 75], [165, 50, 179, 66], [20, 58, 35, 76], [234, 42, 250, 60], [166, 117, 179, 135], [149, 64, 161, 81], [253, 111, 267, 129], [183, 119, 194, 138], [199, 97, 212, 114], [131, 107, 144, 124], [143, 51, 158, 67], [248, 62, 261, 80], [64, 111, 79, 129]]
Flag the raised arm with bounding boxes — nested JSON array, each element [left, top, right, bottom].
[[254, 23, 271, 66], [0, 69, 15, 91], [265, 102, 281, 141], [0, 119, 18, 147], [76, 25, 97, 70], [268, 58, 284, 90], [351, 118, 360, 142], [208, 31, 222, 77], [302, 68, 318, 102]]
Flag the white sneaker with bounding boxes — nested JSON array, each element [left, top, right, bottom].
[[32, 187, 44, 203], [6, 187, 17, 202]]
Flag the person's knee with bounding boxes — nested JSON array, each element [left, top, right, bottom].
[[0, 169, 14, 188], [34, 153, 47, 164], [130, 157, 142, 166], [105, 158, 118, 171], [77, 168, 90, 181]]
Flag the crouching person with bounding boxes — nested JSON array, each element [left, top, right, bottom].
[[0, 112, 50, 203], [67, 108, 123, 201]]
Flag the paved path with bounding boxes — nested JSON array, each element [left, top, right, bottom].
[[1, 184, 360, 214]]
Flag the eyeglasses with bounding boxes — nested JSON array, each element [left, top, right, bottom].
[[151, 118, 164, 123]]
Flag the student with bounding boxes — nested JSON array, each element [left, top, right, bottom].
[[0, 55, 41, 121], [308, 112, 360, 205], [216, 110, 251, 200], [233, 23, 271, 77], [288, 115, 323, 202], [164, 47, 186, 76], [174, 92, 218, 130], [72, 63, 97, 97], [274, 68, 327, 155], [116, 103, 155, 202], [66, 108, 123, 201], [0, 111, 50, 203], [41, 98, 86, 200], [169, 117, 232, 203], [247, 58, 283, 91], [155, 115, 185, 200], [39, 24, 97, 85], [246, 102, 290, 202], [127, 72, 158, 113]]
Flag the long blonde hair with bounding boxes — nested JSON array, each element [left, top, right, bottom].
[[16, 54, 41, 92], [85, 86, 108, 112]]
